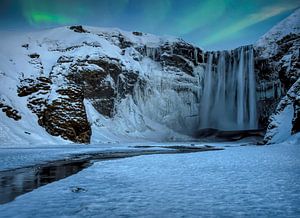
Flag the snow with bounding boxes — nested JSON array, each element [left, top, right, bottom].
[[0, 25, 200, 146], [265, 78, 300, 144], [0, 144, 138, 171], [0, 140, 242, 172], [266, 101, 294, 144], [0, 143, 299, 217], [0, 8, 298, 146], [256, 8, 300, 57]]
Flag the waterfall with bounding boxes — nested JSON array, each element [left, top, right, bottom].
[[200, 53, 213, 128], [199, 45, 257, 130], [248, 48, 257, 128]]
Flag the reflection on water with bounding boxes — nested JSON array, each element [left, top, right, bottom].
[[0, 161, 90, 204], [0, 146, 222, 205]]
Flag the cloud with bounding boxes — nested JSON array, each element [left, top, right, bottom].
[[202, 4, 299, 46]]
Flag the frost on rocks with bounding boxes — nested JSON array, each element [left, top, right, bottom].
[[0, 25, 205, 145], [255, 8, 300, 129], [0, 8, 299, 146], [264, 78, 300, 144]]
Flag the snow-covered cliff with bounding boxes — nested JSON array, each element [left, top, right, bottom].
[[0, 26, 206, 145], [0, 9, 299, 145], [255, 8, 300, 143], [264, 78, 300, 143]]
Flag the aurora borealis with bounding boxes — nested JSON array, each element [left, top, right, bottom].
[[0, 0, 299, 49]]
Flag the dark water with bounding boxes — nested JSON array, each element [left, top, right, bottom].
[[0, 160, 91, 204], [0, 146, 222, 205]]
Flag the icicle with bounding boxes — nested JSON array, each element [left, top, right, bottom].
[[194, 48, 198, 65]]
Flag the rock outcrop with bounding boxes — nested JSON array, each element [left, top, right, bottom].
[[255, 9, 300, 142], [264, 78, 300, 143], [0, 100, 21, 121], [255, 33, 300, 128], [0, 9, 299, 144]]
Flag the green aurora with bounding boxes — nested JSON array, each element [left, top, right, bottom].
[[1, 0, 299, 49]]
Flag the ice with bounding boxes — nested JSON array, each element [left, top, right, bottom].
[[0, 143, 299, 217], [0, 26, 200, 145], [0, 16, 297, 146]]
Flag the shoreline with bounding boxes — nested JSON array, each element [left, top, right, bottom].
[[0, 145, 223, 204]]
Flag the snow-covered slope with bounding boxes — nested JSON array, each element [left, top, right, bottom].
[[0, 8, 299, 146], [255, 8, 300, 143], [264, 78, 300, 144], [256, 8, 300, 58], [0, 26, 203, 145]]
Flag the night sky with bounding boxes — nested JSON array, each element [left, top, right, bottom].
[[1, 0, 299, 50]]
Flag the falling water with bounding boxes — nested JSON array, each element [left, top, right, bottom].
[[199, 45, 257, 130]]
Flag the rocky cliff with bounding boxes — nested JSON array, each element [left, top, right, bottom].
[[0, 26, 207, 144], [255, 8, 300, 143], [0, 9, 299, 145]]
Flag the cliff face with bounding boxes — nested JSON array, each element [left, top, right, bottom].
[[0, 26, 208, 144], [0, 9, 299, 145], [263, 78, 300, 143], [255, 9, 300, 143]]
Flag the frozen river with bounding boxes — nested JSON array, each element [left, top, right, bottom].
[[0, 143, 299, 217]]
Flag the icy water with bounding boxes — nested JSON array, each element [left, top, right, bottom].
[[0, 144, 299, 217], [0, 146, 220, 204], [0, 160, 90, 204]]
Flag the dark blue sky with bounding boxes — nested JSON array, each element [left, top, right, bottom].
[[0, 0, 299, 50]]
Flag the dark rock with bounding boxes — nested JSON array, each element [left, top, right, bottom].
[[118, 35, 133, 49], [70, 25, 88, 33], [22, 44, 29, 49], [264, 78, 300, 143], [161, 53, 194, 76], [18, 74, 91, 143], [28, 53, 40, 59], [132, 31, 143, 36], [69, 57, 139, 117], [163, 41, 204, 64], [18, 77, 51, 97], [70, 186, 87, 193], [194, 128, 219, 137], [195, 128, 265, 141], [254, 33, 300, 129], [0, 101, 22, 121], [57, 56, 74, 63], [39, 96, 91, 143]]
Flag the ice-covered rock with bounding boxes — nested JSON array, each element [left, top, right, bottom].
[[0, 25, 205, 144], [255, 9, 300, 126], [0, 6, 299, 145], [255, 8, 300, 142], [264, 78, 300, 143]]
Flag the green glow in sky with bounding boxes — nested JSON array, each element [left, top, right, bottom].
[[26, 12, 76, 25], [21, 0, 81, 26], [140, 0, 171, 31], [1, 0, 299, 49], [201, 3, 300, 46], [172, 0, 227, 35]]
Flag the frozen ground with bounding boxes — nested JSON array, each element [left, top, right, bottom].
[[0, 141, 299, 218], [0, 143, 134, 171], [0, 141, 238, 171]]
